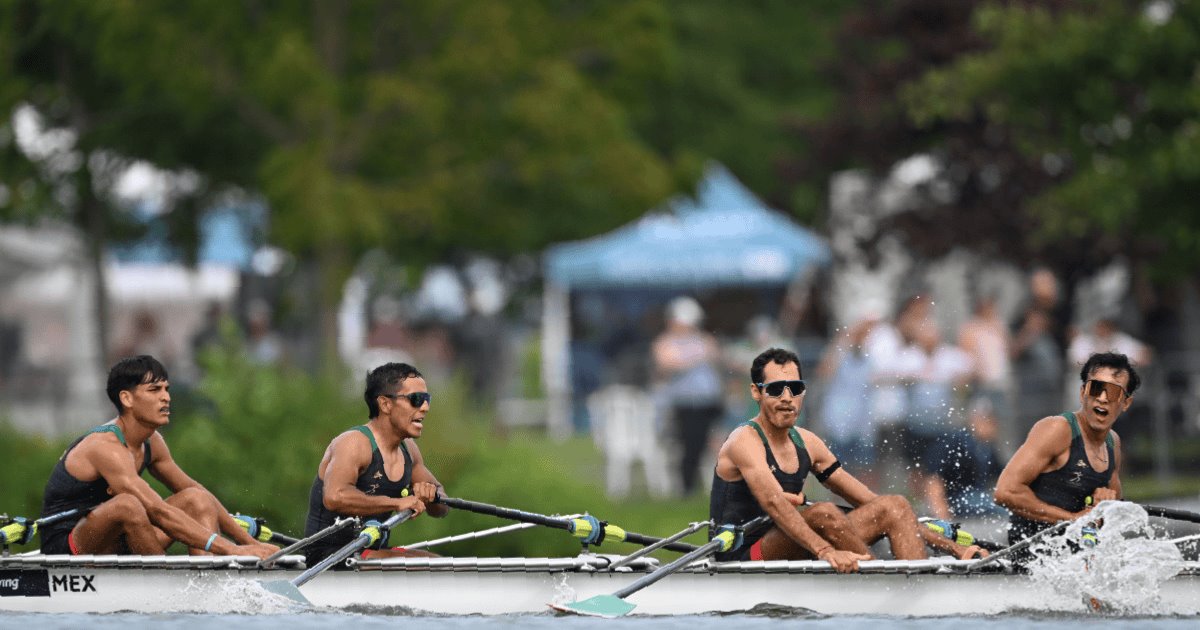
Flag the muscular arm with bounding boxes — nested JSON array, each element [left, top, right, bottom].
[[87, 438, 246, 555], [724, 429, 833, 556], [1093, 432, 1123, 503], [994, 417, 1079, 523], [320, 432, 424, 517], [145, 434, 261, 546], [803, 429, 877, 507], [406, 439, 448, 518]]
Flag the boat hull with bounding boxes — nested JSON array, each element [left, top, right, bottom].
[[3, 555, 1198, 616]]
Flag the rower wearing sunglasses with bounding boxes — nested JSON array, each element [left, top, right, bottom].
[[995, 352, 1139, 545], [304, 362, 448, 566], [710, 348, 984, 573]]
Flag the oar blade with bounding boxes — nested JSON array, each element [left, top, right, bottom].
[[259, 579, 311, 605], [550, 594, 637, 618]]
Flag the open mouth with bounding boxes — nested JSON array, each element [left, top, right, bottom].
[[1092, 406, 1109, 418]]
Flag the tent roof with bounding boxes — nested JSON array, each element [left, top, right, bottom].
[[545, 163, 831, 289]]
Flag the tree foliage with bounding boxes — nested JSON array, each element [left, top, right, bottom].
[[902, 0, 1200, 278]]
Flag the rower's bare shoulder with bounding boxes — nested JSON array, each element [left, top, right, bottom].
[[1021, 416, 1073, 452]]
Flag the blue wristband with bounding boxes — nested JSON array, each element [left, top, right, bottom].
[[204, 533, 219, 552]]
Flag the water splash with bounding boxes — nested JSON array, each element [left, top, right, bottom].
[[547, 572, 577, 606], [166, 574, 312, 614], [1025, 501, 1186, 614]]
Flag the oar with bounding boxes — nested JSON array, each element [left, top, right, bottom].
[[0, 507, 90, 546], [919, 518, 1004, 552], [233, 513, 300, 545], [1142, 504, 1200, 525], [439, 497, 699, 553], [965, 518, 1073, 571], [261, 509, 414, 603], [258, 517, 358, 568], [551, 514, 773, 618]]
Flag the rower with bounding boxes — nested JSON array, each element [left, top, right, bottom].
[[995, 352, 1137, 545], [303, 362, 448, 566], [710, 348, 984, 573], [39, 355, 278, 559]]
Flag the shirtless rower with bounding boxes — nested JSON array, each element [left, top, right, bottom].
[[710, 348, 983, 572]]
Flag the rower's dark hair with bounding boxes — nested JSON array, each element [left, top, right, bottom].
[[751, 348, 802, 384], [107, 355, 169, 414], [365, 362, 424, 417], [1080, 352, 1141, 395]]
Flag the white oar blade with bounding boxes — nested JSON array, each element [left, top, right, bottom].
[[260, 579, 311, 605], [550, 594, 636, 618]]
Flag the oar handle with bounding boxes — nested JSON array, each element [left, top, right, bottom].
[[291, 510, 414, 588], [1, 508, 89, 546]]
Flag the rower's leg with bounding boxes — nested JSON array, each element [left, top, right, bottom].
[[70, 494, 166, 555], [165, 487, 220, 555], [846, 494, 928, 560], [756, 502, 872, 560]]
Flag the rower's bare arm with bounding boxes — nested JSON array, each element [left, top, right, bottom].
[[1095, 431, 1123, 502], [407, 439, 448, 517], [89, 444, 244, 555], [801, 429, 876, 506], [145, 434, 267, 547], [727, 431, 831, 556], [322, 432, 425, 516], [995, 418, 1078, 523]]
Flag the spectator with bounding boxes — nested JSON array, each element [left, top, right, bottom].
[[652, 296, 724, 496], [816, 316, 879, 487], [1011, 268, 1065, 441], [896, 319, 973, 499], [245, 299, 284, 365], [924, 397, 1007, 520], [958, 293, 1015, 447]]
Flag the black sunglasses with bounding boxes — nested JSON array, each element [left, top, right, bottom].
[[382, 391, 432, 407], [756, 380, 806, 397], [1085, 379, 1127, 401]]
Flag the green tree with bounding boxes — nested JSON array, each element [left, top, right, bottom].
[[903, 1, 1200, 278]]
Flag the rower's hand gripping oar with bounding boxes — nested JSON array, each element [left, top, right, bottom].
[[551, 514, 773, 618], [261, 509, 415, 604], [1, 507, 91, 549], [438, 497, 698, 553]]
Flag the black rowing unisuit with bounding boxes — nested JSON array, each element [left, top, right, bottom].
[[709, 421, 809, 561], [40, 424, 152, 555], [1008, 411, 1114, 544], [304, 425, 411, 567]]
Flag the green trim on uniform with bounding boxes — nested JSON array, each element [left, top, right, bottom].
[[91, 424, 127, 447], [1064, 411, 1115, 449], [738, 421, 809, 459], [353, 425, 379, 452]]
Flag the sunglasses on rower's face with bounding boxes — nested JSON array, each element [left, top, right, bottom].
[[382, 392, 432, 408], [1085, 379, 1127, 401], [756, 380, 806, 398]]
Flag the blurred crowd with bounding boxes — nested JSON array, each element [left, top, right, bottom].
[[580, 268, 1154, 523]]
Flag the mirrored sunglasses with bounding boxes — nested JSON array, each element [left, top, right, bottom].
[[1085, 379, 1127, 401]]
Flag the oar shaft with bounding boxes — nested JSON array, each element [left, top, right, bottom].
[[261, 518, 357, 567], [290, 510, 413, 588], [440, 497, 698, 552], [440, 497, 572, 531], [1143, 505, 1200, 525], [611, 514, 772, 600], [609, 521, 709, 571], [967, 519, 1071, 570]]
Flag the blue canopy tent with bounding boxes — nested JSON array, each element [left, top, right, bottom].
[[539, 163, 832, 437]]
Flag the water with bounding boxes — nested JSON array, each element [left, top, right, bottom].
[[2, 611, 1198, 630]]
